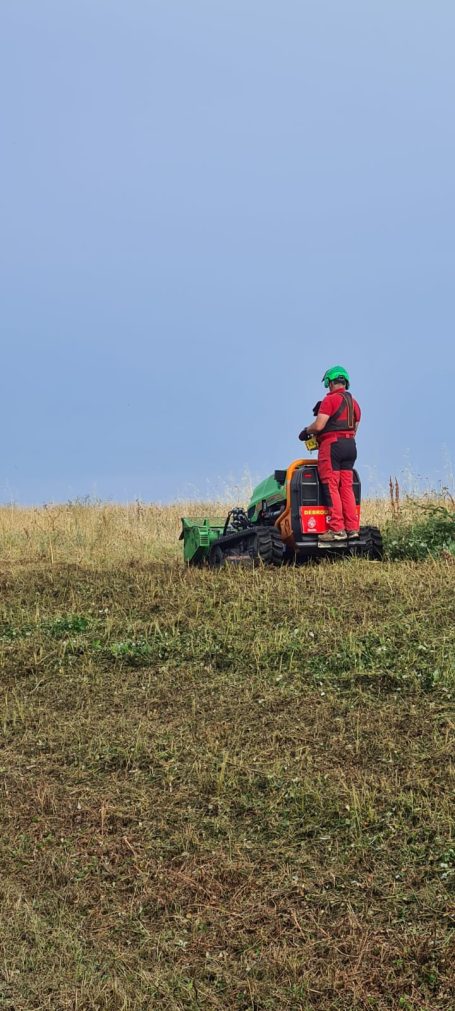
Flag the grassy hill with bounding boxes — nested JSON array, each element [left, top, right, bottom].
[[0, 501, 454, 1010]]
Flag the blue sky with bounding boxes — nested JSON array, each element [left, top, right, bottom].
[[1, 1, 454, 503]]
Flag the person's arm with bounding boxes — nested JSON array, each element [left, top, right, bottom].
[[307, 412, 330, 434], [298, 413, 330, 441]]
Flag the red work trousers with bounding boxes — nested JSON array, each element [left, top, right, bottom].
[[318, 436, 359, 532]]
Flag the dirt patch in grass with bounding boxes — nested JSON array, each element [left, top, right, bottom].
[[1, 559, 454, 1010]]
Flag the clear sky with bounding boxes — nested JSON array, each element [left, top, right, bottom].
[[1, 1, 454, 503]]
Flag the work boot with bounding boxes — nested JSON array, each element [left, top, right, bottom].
[[346, 530, 360, 539], [318, 530, 347, 546]]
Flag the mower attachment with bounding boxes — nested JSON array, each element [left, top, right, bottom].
[[180, 517, 226, 565]]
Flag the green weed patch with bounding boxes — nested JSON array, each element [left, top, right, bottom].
[[385, 502, 455, 560]]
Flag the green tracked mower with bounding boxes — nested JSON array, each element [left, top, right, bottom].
[[181, 457, 383, 566]]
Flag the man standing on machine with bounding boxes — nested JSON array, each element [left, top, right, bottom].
[[298, 366, 361, 545]]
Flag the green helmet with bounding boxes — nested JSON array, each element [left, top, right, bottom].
[[322, 365, 350, 389]]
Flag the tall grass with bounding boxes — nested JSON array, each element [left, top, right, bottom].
[[0, 500, 200, 565], [0, 492, 452, 565]]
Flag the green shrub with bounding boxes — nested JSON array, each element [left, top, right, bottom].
[[385, 503, 455, 560]]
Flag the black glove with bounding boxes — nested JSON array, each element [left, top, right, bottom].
[[298, 428, 309, 442]]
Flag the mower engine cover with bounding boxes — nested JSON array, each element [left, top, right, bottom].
[[247, 472, 287, 523]]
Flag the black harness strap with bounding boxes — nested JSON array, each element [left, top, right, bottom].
[[323, 392, 355, 434]]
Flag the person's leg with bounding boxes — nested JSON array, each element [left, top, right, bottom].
[[332, 439, 359, 532], [318, 441, 344, 532], [339, 470, 359, 531]]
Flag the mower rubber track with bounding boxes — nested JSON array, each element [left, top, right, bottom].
[[207, 524, 384, 566], [209, 525, 285, 567], [359, 525, 383, 560]]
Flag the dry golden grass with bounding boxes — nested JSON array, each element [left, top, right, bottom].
[[0, 497, 403, 567]]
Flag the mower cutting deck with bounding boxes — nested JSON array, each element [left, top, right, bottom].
[[181, 458, 383, 566]]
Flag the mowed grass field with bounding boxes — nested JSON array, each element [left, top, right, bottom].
[[0, 500, 454, 1011]]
